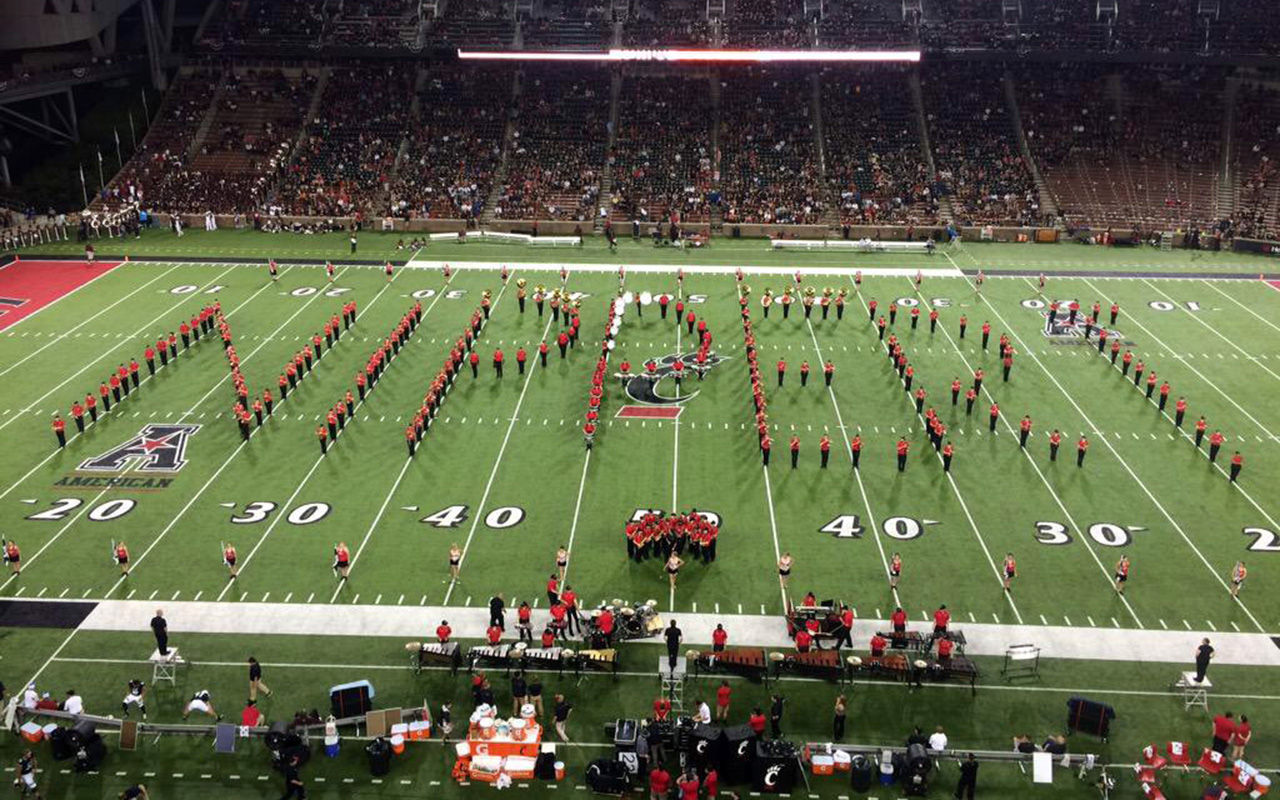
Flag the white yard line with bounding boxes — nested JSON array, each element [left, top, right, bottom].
[[910, 278, 1144, 628], [1143, 278, 1280, 385], [849, 277, 1023, 625], [443, 274, 558, 604], [0, 263, 182, 378], [0, 263, 240, 436], [1201, 280, 1280, 336], [1083, 278, 1278, 442], [672, 284, 682, 511], [802, 317, 899, 608], [941, 253, 1264, 631]]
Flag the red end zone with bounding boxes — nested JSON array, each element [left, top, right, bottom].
[[0, 259, 121, 331], [616, 405, 683, 419]]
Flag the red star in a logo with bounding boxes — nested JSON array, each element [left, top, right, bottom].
[[139, 434, 178, 452]]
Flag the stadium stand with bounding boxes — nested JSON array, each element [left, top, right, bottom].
[[495, 67, 609, 222], [621, 0, 712, 47], [720, 68, 825, 226], [387, 66, 509, 221], [1234, 84, 1280, 241], [609, 74, 715, 225], [820, 67, 937, 226]]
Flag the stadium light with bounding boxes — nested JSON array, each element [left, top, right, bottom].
[[457, 48, 921, 63]]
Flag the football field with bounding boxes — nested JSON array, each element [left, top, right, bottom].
[[2, 232, 1280, 797]]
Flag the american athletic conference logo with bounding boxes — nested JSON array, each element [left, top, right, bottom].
[[623, 351, 729, 406], [78, 424, 202, 474]]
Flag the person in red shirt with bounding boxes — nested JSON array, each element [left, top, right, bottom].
[[1077, 435, 1089, 467], [789, 435, 800, 469], [711, 624, 728, 652], [540, 627, 556, 648], [776, 359, 786, 387], [436, 620, 452, 643], [1113, 555, 1130, 594], [557, 331, 569, 358], [1049, 429, 1061, 462], [834, 605, 854, 650], [597, 607, 615, 643], [5, 539, 20, 575], [468, 350, 480, 378], [653, 696, 672, 722], [1230, 452, 1243, 482], [819, 435, 831, 469], [1174, 397, 1188, 427], [715, 680, 731, 721], [1231, 715, 1252, 761], [748, 708, 766, 737], [546, 574, 560, 605], [937, 637, 954, 660], [891, 606, 907, 635], [988, 402, 1000, 432], [317, 425, 328, 454], [870, 633, 887, 657], [1211, 712, 1236, 754], [52, 414, 66, 447], [242, 699, 262, 727], [1002, 553, 1017, 591], [850, 435, 862, 469], [549, 602, 568, 639], [1208, 429, 1224, 462], [70, 400, 85, 433], [794, 629, 813, 653], [486, 624, 502, 645], [703, 767, 718, 799], [649, 765, 671, 800], [516, 347, 527, 375], [493, 349, 504, 378], [942, 441, 954, 472], [980, 321, 992, 350], [933, 605, 950, 634], [896, 438, 909, 472], [677, 771, 700, 800]]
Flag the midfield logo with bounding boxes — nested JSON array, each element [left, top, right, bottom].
[[78, 424, 201, 474], [623, 351, 728, 406], [1042, 312, 1125, 343]]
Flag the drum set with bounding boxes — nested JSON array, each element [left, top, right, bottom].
[[591, 598, 663, 641]]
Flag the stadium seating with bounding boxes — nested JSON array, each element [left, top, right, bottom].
[[820, 66, 937, 226], [388, 66, 509, 221], [1233, 84, 1280, 241], [720, 68, 825, 226], [920, 63, 1040, 227], [275, 67, 413, 218], [495, 66, 609, 222], [609, 74, 715, 225]]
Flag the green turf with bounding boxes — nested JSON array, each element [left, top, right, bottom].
[[2, 230, 1279, 797]]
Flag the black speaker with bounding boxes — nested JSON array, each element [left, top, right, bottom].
[[586, 759, 628, 795], [721, 725, 756, 785], [49, 727, 75, 761], [366, 738, 391, 777], [850, 755, 873, 792], [68, 719, 97, 748], [74, 733, 106, 772], [265, 720, 290, 750], [690, 724, 724, 770], [535, 753, 557, 780], [751, 742, 797, 793]]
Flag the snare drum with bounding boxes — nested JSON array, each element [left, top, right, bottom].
[[479, 718, 495, 740], [620, 607, 635, 617]]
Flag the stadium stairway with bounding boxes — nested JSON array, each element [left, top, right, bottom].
[[479, 69, 521, 226], [1003, 71, 1060, 225], [908, 69, 952, 224], [809, 71, 841, 231], [594, 69, 623, 234], [183, 74, 227, 161], [1217, 77, 1239, 221], [266, 68, 330, 207]]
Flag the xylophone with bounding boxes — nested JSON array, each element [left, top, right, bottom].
[[573, 648, 619, 677], [467, 644, 516, 675], [878, 630, 927, 651], [771, 649, 846, 683], [854, 654, 910, 682], [518, 646, 569, 676], [692, 648, 768, 683], [408, 641, 462, 675], [920, 656, 980, 695]]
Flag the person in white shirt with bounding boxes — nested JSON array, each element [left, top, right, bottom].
[[694, 700, 711, 725], [21, 684, 38, 710], [928, 726, 948, 751], [63, 690, 84, 716]]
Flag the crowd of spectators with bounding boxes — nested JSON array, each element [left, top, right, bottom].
[[609, 75, 715, 224], [387, 67, 508, 221], [621, 0, 712, 47], [201, 0, 326, 49], [817, 0, 916, 49], [722, 0, 809, 48], [327, 0, 420, 48], [719, 69, 825, 226], [1233, 85, 1280, 240], [921, 63, 1040, 226], [276, 66, 413, 218], [820, 67, 937, 225], [495, 67, 610, 222]]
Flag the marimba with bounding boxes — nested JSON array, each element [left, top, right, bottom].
[[467, 645, 516, 674], [692, 648, 768, 683], [408, 641, 461, 675], [518, 646, 570, 676], [573, 648, 619, 677], [920, 656, 980, 695], [771, 649, 845, 683]]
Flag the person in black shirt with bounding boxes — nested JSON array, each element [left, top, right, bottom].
[[1195, 638, 1215, 683], [281, 756, 306, 799], [553, 694, 573, 742], [150, 609, 168, 655], [769, 694, 785, 738], [248, 657, 272, 700], [955, 753, 978, 800], [906, 726, 928, 747], [511, 671, 528, 717], [664, 621, 682, 671], [16, 750, 41, 798], [489, 594, 506, 630]]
